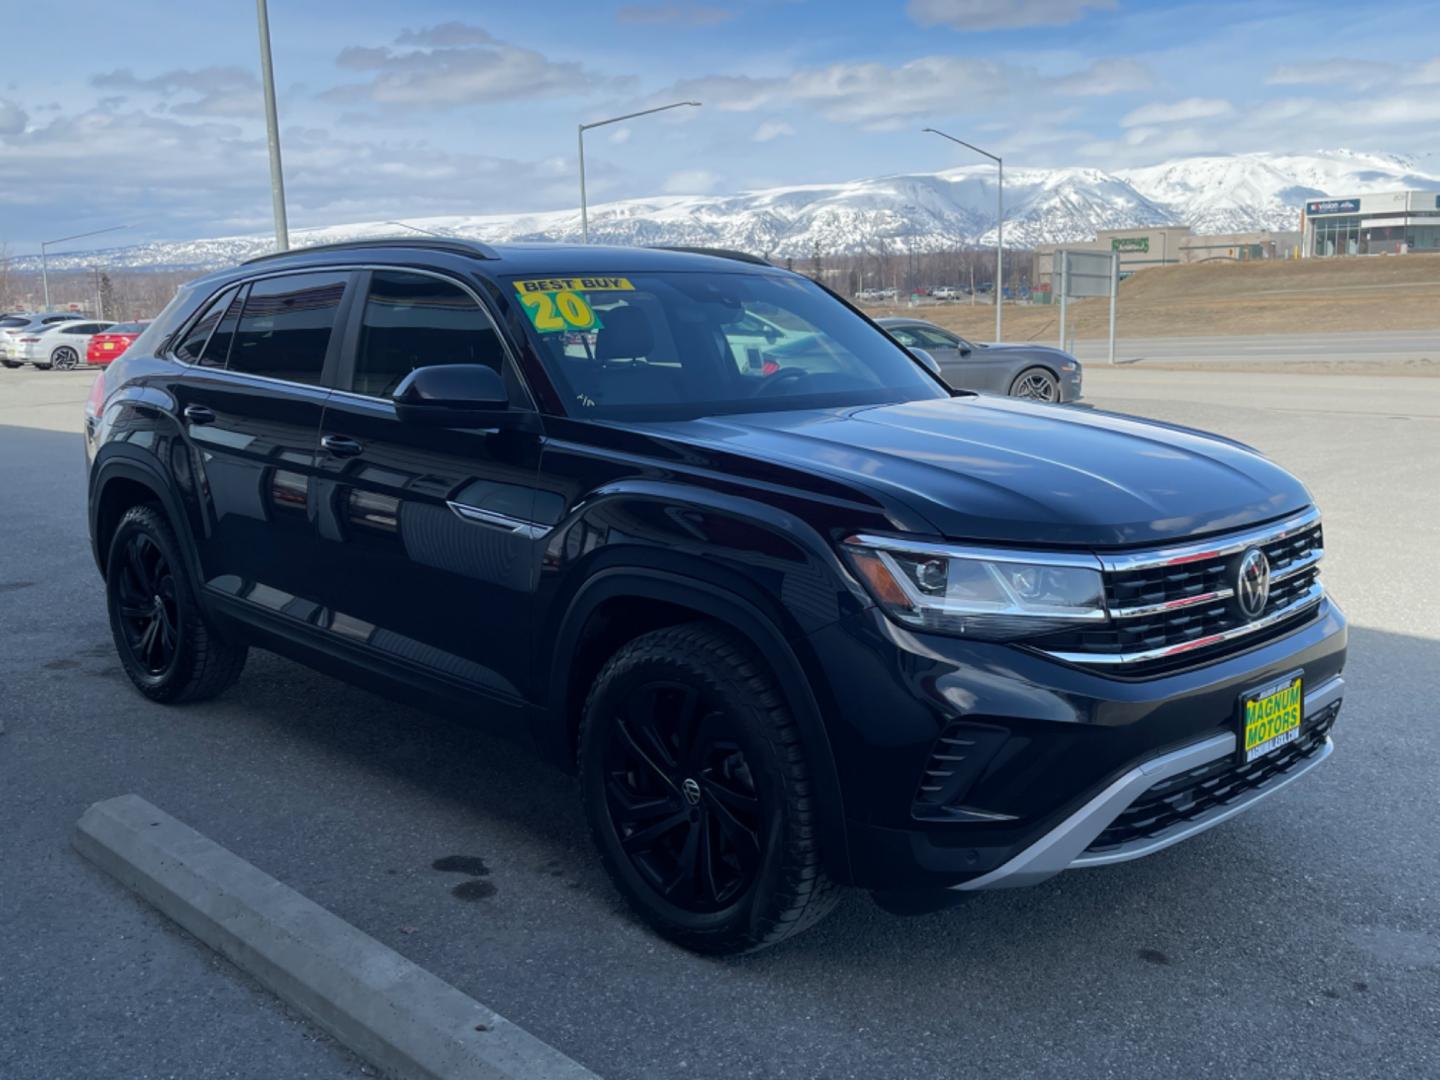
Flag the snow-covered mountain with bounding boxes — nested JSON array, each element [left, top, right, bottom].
[[20, 150, 1440, 273]]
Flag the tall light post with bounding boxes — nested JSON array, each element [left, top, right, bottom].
[[40, 225, 128, 310], [256, 0, 289, 251], [923, 128, 1003, 341], [579, 101, 701, 243]]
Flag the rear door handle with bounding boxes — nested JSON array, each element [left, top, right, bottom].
[[182, 404, 216, 425], [320, 433, 364, 458]]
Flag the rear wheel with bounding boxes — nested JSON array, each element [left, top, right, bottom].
[[1010, 366, 1059, 402], [579, 622, 840, 954], [1, 360, 21, 369], [106, 504, 247, 703], [51, 346, 80, 371]]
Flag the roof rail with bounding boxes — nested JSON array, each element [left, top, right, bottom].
[[242, 236, 500, 265], [646, 245, 774, 267]]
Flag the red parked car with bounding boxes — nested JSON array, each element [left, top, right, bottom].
[[86, 321, 149, 365]]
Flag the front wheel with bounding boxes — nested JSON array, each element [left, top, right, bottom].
[[106, 504, 248, 703], [51, 346, 80, 370], [1010, 366, 1059, 402], [579, 622, 840, 953]]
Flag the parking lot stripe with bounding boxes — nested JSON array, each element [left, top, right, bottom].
[[73, 794, 601, 1080]]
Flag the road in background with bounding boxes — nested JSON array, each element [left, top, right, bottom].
[[2, 367, 1437, 1080], [1067, 329, 1440, 369]]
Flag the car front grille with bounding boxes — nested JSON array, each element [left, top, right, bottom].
[[1036, 510, 1325, 672], [1084, 702, 1339, 854]]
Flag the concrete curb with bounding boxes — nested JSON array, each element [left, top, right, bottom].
[[73, 794, 600, 1080]]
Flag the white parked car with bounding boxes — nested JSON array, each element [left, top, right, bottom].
[[18, 319, 115, 369], [931, 286, 960, 300], [0, 313, 89, 367]]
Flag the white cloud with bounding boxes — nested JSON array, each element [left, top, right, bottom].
[[1267, 59, 1391, 90], [660, 55, 1009, 130], [1053, 58, 1152, 96], [752, 120, 795, 142], [662, 168, 720, 193], [608, 126, 632, 144], [1408, 56, 1440, 85], [907, 0, 1114, 31], [91, 66, 261, 117], [325, 24, 617, 107], [0, 98, 27, 136], [1121, 97, 1234, 127]]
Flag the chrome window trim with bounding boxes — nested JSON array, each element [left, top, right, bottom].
[[1097, 508, 1322, 574], [446, 501, 551, 540], [1037, 581, 1326, 666], [166, 263, 538, 413]]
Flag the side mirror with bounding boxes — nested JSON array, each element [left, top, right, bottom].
[[958, 345, 972, 357], [908, 348, 942, 376], [393, 364, 513, 428]]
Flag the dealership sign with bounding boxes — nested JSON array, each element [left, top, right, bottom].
[[1111, 237, 1149, 253], [1306, 198, 1360, 215]]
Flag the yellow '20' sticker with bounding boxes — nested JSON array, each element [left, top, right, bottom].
[[513, 277, 632, 334]]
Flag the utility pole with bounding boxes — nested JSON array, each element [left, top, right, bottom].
[[40, 225, 128, 310], [256, 0, 290, 251]]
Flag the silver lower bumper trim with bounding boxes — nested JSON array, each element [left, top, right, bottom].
[[953, 674, 1343, 891]]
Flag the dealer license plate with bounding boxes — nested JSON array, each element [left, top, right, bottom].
[[1240, 672, 1304, 763]]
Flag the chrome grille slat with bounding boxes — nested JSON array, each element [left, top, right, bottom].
[[1038, 512, 1326, 670]]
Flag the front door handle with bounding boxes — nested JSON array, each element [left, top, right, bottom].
[[320, 433, 364, 458], [182, 404, 216, 425]]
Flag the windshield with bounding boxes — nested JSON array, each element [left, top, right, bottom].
[[507, 270, 947, 420]]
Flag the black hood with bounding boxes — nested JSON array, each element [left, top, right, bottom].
[[641, 395, 1310, 547]]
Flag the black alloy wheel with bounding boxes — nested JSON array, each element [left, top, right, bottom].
[[604, 679, 763, 913], [114, 531, 181, 678], [105, 504, 247, 703], [579, 622, 840, 953], [51, 346, 80, 370]]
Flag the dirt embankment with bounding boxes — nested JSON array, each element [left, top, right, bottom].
[[867, 252, 1440, 341]]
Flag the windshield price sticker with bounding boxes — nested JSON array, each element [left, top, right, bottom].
[[513, 277, 633, 334]]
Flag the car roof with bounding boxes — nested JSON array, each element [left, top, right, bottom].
[[194, 238, 785, 287]]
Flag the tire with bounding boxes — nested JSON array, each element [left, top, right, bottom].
[[33, 362, 52, 371], [579, 621, 841, 954], [51, 346, 80, 371], [1010, 366, 1059, 402], [105, 504, 247, 703]]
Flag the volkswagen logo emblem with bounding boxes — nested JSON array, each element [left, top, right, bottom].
[[682, 778, 702, 806], [1234, 547, 1271, 620]]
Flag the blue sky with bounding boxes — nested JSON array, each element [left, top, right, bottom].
[[2, 0, 1439, 246]]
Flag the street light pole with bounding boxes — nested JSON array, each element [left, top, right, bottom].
[[578, 101, 701, 243], [922, 128, 1004, 341], [255, 0, 289, 251], [39, 225, 129, 310]]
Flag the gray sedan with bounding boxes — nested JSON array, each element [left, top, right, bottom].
[[877, 317, 1082, 403]]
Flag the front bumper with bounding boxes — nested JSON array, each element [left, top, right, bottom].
[[804, 597, 1346, 891], [954, 674, 1341, 889]]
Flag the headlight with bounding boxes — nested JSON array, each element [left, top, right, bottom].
[[841, 535, 1107, 640]]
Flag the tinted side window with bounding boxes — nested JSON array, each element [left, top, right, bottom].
[[887, 326, 920, 347], [200, 287, 247, 368], [174, 286, 237, 363], [353, 271, 506, 397], [229, 272, 348, 385], [915, 327, 960, 349]]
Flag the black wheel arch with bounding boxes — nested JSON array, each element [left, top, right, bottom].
[[541, 567, 854, 885], [89, 451, 203, 591]]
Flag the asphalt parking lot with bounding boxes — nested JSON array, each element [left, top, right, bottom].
[[2, 364, 1437, 1080]]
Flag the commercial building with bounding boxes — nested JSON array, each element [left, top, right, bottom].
[[1032, 224, 1300, 296], [1301, 190, 1440, 257]]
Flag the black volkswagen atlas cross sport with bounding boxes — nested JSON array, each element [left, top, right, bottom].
[[85, 240, 1346, 953]]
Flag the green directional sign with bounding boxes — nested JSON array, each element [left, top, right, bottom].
[[1111, 237, 1149, 253]]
